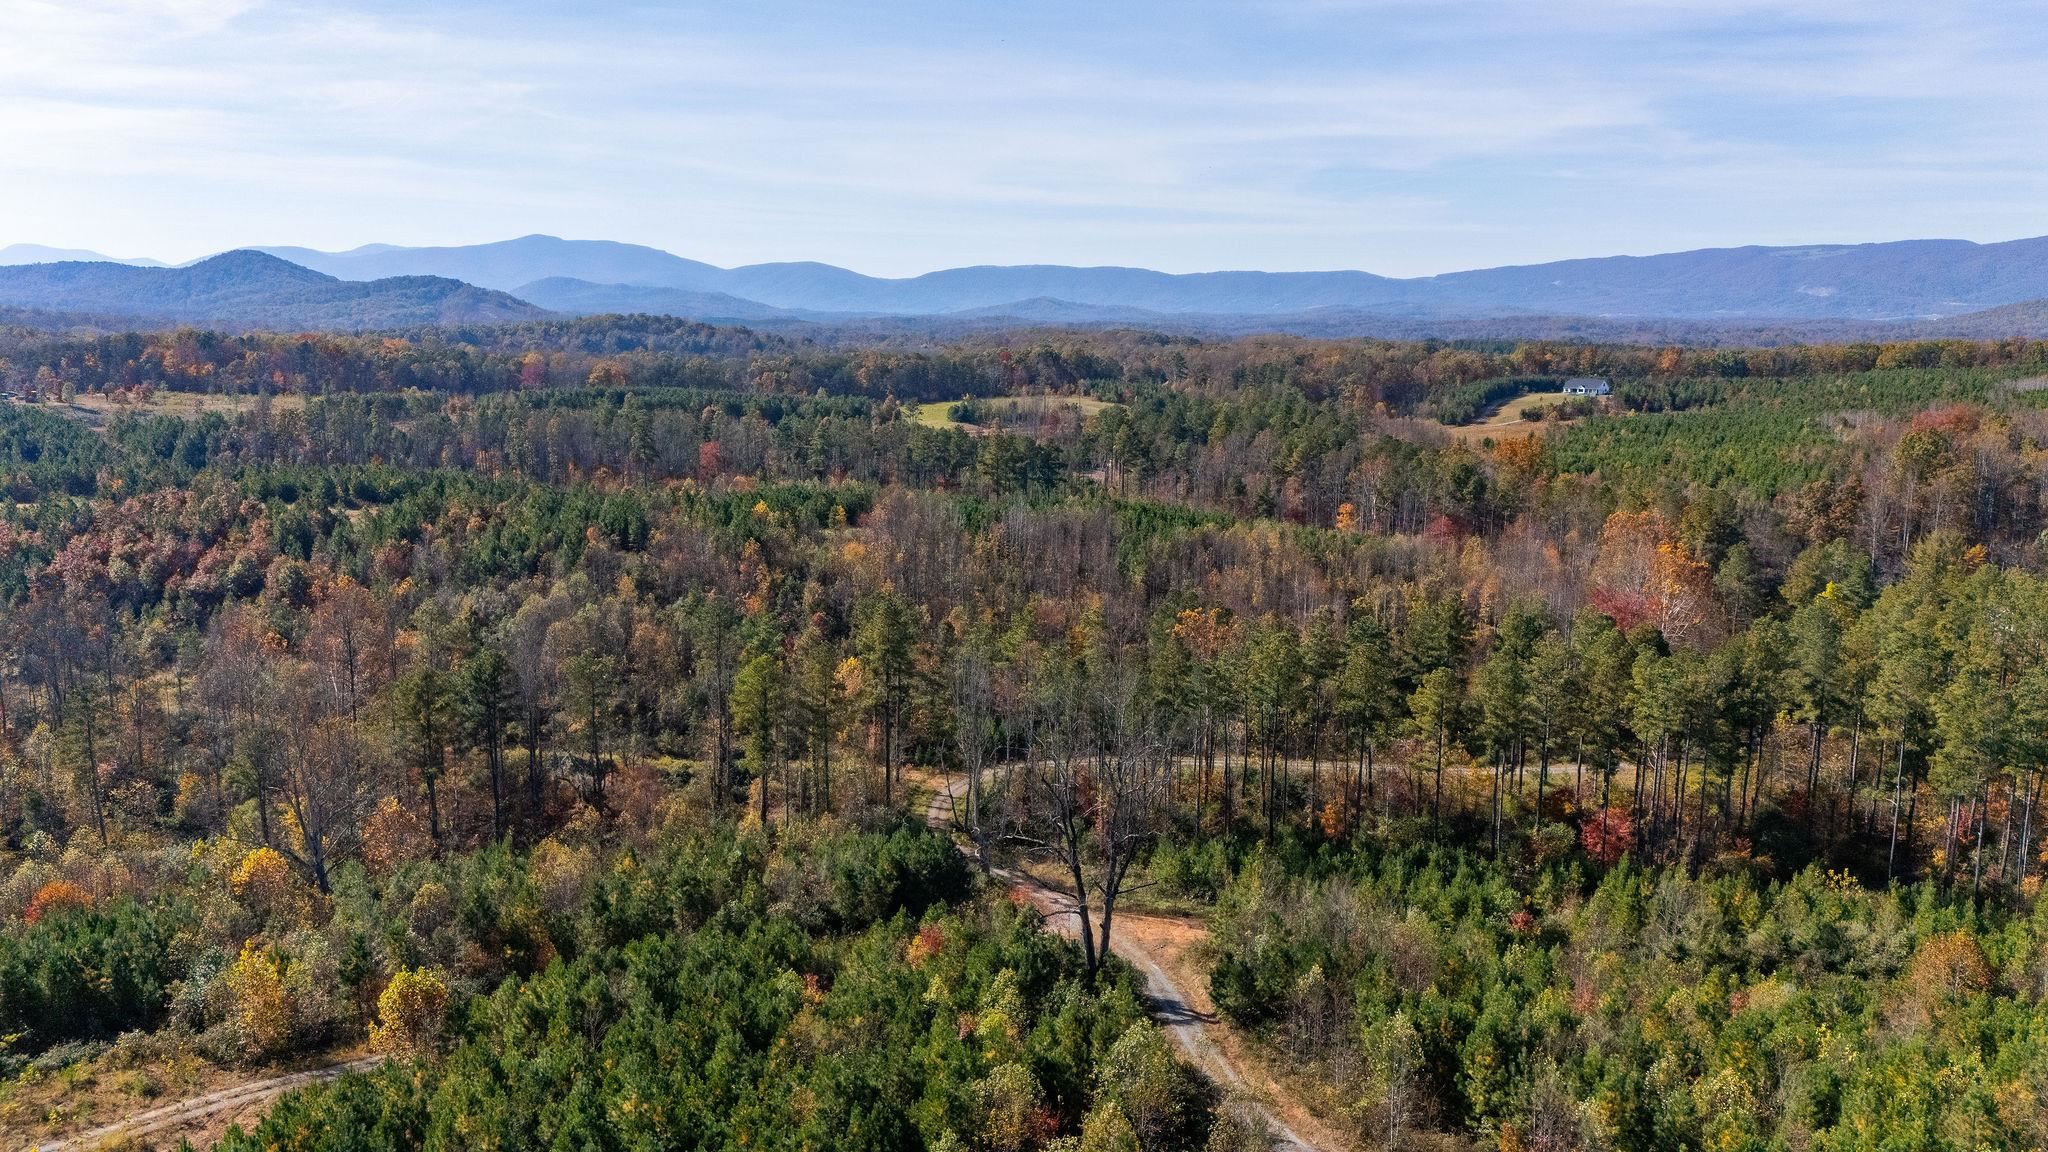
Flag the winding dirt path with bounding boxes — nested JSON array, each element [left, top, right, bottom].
[[23, 783, 1349, 1152], [922, 772, 1345, 1152], [23, 1057, 382, 1152]]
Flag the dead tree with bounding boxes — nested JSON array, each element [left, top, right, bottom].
[[1020, 648, 1168, 984]]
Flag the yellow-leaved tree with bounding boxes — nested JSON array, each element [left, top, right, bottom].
[[230, 845, 298, 921], [370, 966, 449, 1056], [225, 943, 293, 1057]]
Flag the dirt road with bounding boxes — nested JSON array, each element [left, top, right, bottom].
[[923, 772, 1343, 1152], [25, 783, 1344, 1152], [24, 1056, 382, 1152]]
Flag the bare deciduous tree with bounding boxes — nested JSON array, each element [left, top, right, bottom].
[[1018, 642, 1169, 983]]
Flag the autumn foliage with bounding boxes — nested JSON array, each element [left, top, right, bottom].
[[230, 846, 297, 915], [1579, 808, 1636, 865], [224, 943, 293, 1057], [369, 966, 450, 1057], [23, 880, 89, 924], [2, 321, 2048, 1152]]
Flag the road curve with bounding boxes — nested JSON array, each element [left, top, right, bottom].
[[923, 772, 1323, 1152]]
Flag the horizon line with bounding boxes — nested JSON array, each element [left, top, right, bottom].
[[7, 229, 2048, 283]]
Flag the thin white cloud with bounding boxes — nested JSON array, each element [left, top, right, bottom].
[[1, 0, 2045, 275]]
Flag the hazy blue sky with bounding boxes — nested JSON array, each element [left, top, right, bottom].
[[4, 0, 2045, 276]]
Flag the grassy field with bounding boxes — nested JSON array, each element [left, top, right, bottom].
[[911, 394, 1117, 431], [1445, 389, 1578, 441]]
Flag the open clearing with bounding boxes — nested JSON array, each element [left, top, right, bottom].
[[911, 394, 1117, 431], [48, 390, 305, 428], [7, 1051, 375, 1152], [1445, 389, 1577, 441]]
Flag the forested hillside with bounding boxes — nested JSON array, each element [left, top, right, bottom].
[[3, 322, 2048, 1150], [0, 254, 548, 331]]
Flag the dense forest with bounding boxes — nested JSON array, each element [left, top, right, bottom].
[[4, 321, 2048, 1150]]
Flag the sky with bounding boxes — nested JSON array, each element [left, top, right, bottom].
[[3, 0, 2046, 278]]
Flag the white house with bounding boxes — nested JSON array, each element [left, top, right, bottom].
[[1562, 377, 1611, 396]]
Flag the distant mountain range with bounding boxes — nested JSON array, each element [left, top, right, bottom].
[[0, 243, 166, 268], [5, 233, 2048, 338], [0, 251, 545, 330], [246, 233, 2048, 322]]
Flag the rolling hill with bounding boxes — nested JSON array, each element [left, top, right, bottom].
[[1902, 297, 2048, 339], [510, 277, 813, 323], [0, 251, 547, 329], [259, 236, 721, 297], [0, 244, 165, 268]]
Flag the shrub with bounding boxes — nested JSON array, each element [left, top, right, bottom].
[[1906, 931, 1990, 1004], [0, 899, 174, 1052], [1079, 1100, 1140, 1152], [231, 846, 302, 921], [224, 943, 293, 1058], [368, 966, 449, 1057], [1096, 1023, 1213, 1151], [976, 1062, 1047, 1152], [361, 797, 432, 876], [1579, 808, 1635, 866], [814, 818, 972, 930], [1202, 1099, 1272, 1152], [1152, 839, 1229, 903], [23, 879, 90, 925]]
